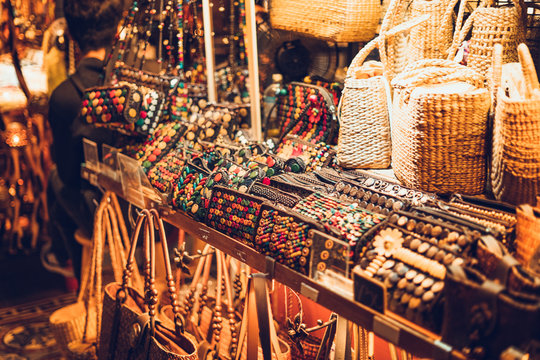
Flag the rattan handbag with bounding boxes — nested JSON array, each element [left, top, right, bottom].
[[268, 0, 380, 43], [49, 193, 140, 358], [448, 0, 526, 77], [391, 59, 491, 194], [336, 15, 429, 169], [491, 43, 540, 205]]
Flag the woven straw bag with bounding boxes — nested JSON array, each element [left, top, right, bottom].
[[448, 0, 526, 77], [407, 0, 458, 63], [337, 14, 430, 169], [268, 0, 380, 43], [491, 43, 540, 205], [515, 204, 540, 268], [391, 59, 491, 194], [49, 193, 141, 358]]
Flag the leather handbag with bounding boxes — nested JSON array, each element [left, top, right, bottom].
[[441, 265, 540, 359], [98, 209, 198, 360], [236, 274, 291, 360]]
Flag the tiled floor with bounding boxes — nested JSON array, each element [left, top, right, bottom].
[[0, 252, 74, 360]]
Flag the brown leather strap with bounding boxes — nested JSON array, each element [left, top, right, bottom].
[[247, 279, 259, 360], [253, 274, 272, 360]]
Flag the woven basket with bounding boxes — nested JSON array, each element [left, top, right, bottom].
[[491, 43, 540, 205], [408, 0, 458, 63], [515, 204, 540, 268], [268, 0, 380, 43], [337, 15, 430, 169], [391, 59, 490, 194], [448, 0, 526, 77]]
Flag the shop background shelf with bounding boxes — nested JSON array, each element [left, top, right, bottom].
[[81, 166, 468, 360]]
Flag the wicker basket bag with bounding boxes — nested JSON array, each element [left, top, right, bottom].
[[448, 0, 526, 77], [268, 0, 380, 43], [491, 43, 540, 205], [337, 14, 430, 169], [407, 0, 458, 63], [391, 59, 491, 194]]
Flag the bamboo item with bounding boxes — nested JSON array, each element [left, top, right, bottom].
[[391, 59, 490, 194], [337, 15, 430, 169], [491, 43, 540, 205], [448, 0, 526, 77], [269, 0, 380, 43]]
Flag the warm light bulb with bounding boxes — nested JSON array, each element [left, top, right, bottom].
[[12, 135, 20, 145]]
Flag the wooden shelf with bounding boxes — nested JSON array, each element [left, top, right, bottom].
[[81, 166, 467, 360]]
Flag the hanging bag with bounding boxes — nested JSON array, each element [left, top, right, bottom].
[[49, 193, 141, 357], [391, 59, 490, 194], [268, 0, 380, 43], [336, 14, 429, 169], [98, 209, 199, 360], [491, 43, 540, 205]]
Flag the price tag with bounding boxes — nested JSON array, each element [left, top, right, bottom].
[[82, 138, 99, 172], [309, 230, 351, 279], [117, 153, 145, 209]]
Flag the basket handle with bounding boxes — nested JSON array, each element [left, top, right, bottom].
[[392, 59, 485, 89], [517, 43, 540, 99], [490, 43, 503, 115], [379, 0, 414, 81], [345, 14, 431, 80]]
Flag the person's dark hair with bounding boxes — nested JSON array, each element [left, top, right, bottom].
[[64, 0, 125, 54]]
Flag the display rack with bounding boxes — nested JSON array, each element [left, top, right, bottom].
[[81, 166, 468, 360]]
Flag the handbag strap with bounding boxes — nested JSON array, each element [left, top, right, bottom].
[[518, 44, 540, 99], [236, 274, 284, 360], [344, 14, 431, 81], [253, 274, 272, 360]]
